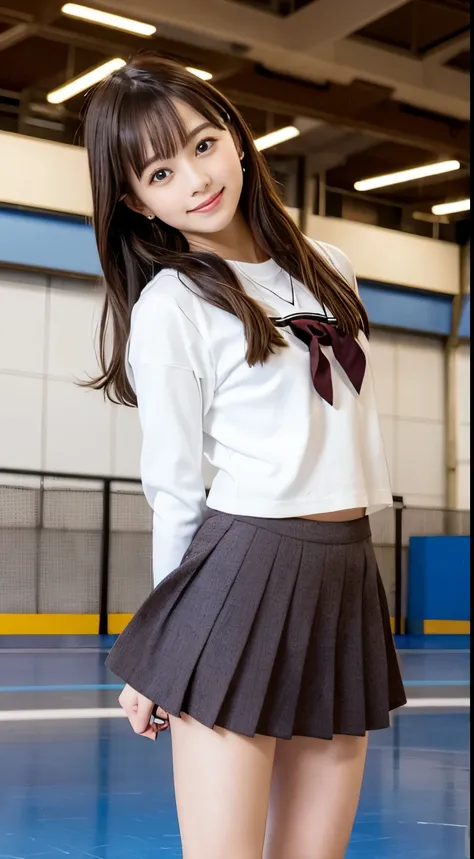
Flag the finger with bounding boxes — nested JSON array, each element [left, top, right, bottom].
[[130, 699, 154, 734], [118, 691, 131, 713], [138, 726, 157, 741], [139, 719, 159, 739], [129, 713, 152, 734], [119, 690, 139, 720]]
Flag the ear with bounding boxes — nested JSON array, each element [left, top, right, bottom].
[[120, 192, 154, 219]]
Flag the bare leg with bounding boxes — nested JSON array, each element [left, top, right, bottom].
[[169, 713, 276, 859], [263, 732, 368, 859]]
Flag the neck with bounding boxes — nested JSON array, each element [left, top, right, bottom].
[[183, 209, 269, 264]]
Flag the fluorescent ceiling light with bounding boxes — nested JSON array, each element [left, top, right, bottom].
[[412, 211, 448, 224], [47, 57, 126, 104], [432, 198, 470, 216], [254, 125, 300, 151], [186, 67, 213, 81], [61, 3, 156, 36], [354, 160, 461, 192]]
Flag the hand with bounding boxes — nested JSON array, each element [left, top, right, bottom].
[[118, 684, 169, 741]]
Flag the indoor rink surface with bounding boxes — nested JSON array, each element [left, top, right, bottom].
[[0, 634, 469, 859]]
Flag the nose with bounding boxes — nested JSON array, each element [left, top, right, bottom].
[[186, 161, 211, 196]]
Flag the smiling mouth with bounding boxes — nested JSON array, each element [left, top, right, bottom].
[[189, 189, 224, 213]]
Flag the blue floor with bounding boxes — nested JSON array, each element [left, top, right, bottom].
[[0, 636, 470, 859], [395, 634, 470, 651]]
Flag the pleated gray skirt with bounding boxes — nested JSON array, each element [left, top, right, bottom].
[[106, 508, 406, 740]]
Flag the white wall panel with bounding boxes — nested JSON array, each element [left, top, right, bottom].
[[455, 345, 470, 426], [461, 242, 470, 294], [44, 380, 113, 475], [402, 493, 446, 508], [457, 463, 470, 510], [369, 329, 446, 505], [395, 420, 445, 499], [47, 280, 103, 380], [378, 415, 395, 486], [112, 403, 142, 478], [396, 337, 444, 422], [286, 207, 300, 224], [0, 373, 43, 469], [367, 332, 396, 416], [307, 214, 460, 294], [454, 344, 470, 509], [0, 131, 92, 216], [458, 424, 470, 463], [0, 271, 46, 375]]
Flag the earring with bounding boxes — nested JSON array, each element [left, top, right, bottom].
[[147, 214, 155, 220]]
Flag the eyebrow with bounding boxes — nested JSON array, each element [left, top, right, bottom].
[[141, 121, 219, 174]]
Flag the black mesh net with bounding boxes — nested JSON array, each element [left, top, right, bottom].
[[1, 472, 469, 624], [0, 475, 151, 617]]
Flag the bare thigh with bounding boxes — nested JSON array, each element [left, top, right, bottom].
[[263, 732, 368, 859], [169, 713, 276, 859]]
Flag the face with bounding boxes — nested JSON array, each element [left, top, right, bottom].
[[125, 100, 244, 242]]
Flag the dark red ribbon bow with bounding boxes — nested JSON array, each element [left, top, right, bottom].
[[281, 317, 366, 406]]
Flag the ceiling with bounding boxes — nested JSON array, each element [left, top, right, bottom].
[[0, 0, 470, 220]]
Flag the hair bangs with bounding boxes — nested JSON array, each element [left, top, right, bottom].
[[117, 87, 227, 185]]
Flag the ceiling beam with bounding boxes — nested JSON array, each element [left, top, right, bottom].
[[37, 0, 65, 25], [98, 0, 469, 120], [37, 25, 246, 78], [0, 0, 63, 25], [0, 21, 38, 51], [0, 1, 36, 22], [0, 7, 34, 24], [40, 24, 137, 56], [276, 123, 377, 170], [101, 0, 284, 49], [309, 38, 470, 119], [219, 67, 470, 160], [423, 30, 470, 66], [285, 0, 408, 52]]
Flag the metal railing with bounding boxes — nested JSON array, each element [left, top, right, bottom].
[[0, 468, 469, 635]]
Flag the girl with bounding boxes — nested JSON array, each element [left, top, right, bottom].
[[83, 53, 406, 859]]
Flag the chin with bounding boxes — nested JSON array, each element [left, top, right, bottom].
[[189, 211, 236, 234]]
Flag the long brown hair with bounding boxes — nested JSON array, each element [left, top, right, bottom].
[[82, 53, 369, 406]]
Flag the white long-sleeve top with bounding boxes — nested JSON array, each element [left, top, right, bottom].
[[126, 239, 393, 586]]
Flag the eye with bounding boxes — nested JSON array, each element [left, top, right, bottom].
[[151, 168, 171, 183], [196, 137, 216, 155]]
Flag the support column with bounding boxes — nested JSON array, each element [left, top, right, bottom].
[[317, 170, 326, 218], [444, 242, 469, 513], [297, 158, 323, 236]]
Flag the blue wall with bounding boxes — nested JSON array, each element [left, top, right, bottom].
[[0, 208, 99, 278], [407, 536, 470, 634], [358, 280, 453, 337], [459, 294, 470, 338], [0, 206, 465, 338]]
